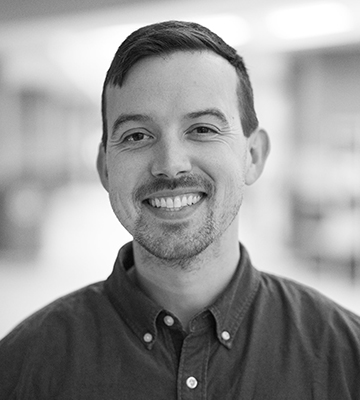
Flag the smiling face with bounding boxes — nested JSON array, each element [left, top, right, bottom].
[[101, 51, 253, 260]]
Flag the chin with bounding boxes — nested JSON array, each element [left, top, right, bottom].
[[135, 232, 215, 263]]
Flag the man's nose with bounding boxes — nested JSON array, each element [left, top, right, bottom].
[[151, 137, 192, 178]]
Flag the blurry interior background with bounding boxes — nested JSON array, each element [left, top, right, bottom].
[[1, 0, 360, 338]]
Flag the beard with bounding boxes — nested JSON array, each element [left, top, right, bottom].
[[132, 209, 220, 261], [112, 172, 244, 263], [133, 194, 243, 263]]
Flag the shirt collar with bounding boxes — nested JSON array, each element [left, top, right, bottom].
[[104, 242, 162, 350], [209, 242, 261, 349], [104, 242, 260, 350]]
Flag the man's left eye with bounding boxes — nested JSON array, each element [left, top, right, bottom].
[[191, 126, 218, 135]]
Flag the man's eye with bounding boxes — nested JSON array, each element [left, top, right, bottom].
[[124, 132, 152, 142], [193, 126, 216, 134], [188, 126, 219, 137]]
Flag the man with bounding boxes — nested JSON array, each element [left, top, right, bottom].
[[0, 20, 359, 399]]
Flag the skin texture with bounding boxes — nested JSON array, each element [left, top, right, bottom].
[[98, 50, 270, 328]]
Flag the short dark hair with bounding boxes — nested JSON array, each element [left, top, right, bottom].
[[101, 20, 258, 148]]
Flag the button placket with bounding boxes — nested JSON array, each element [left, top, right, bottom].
[[177, 332, 210, 399]]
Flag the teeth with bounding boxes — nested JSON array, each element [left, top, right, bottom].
[[148, 194, 202, 210], [174, 197, 182, 208]]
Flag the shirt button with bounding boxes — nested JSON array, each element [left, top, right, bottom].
[[221, 330, 231, 341], [143, 333, 153, 343], [164, 315, 175, 326], [186, 376, 198, 389]]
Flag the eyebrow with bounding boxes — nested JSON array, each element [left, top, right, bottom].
[[112, 114, 152, 135], [111, 108, 229, 135], [185, 108, 229, 125]]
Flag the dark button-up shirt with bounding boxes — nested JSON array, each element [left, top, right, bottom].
[[1, 242, 360, 399]]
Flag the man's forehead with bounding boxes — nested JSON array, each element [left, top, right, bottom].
[[107, 50, 238, 90], [104, 52, 242, 134]]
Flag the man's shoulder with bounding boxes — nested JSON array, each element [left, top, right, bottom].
[[257, 270, 360, 337], [253, 271, 360, 394], [0, 281, 108, 347], [0, 281, 119, 397], [258, 270, 359, 315]]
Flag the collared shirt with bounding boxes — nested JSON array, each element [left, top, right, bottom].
[[1, 242, 360, 399]]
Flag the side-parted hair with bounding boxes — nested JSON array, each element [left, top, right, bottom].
[[101, 20, 258, 148]]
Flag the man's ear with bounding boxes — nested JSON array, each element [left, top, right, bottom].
[[245, 128, 270, 185], [96, 143, 109, 192]]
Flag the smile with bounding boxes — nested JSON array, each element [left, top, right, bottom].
[[148, 193, 203, 211]]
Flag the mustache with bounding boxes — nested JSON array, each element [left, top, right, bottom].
[[135, 174, 214, 201]]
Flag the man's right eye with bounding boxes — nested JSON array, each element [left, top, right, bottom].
[[123, 132, 152, 142]]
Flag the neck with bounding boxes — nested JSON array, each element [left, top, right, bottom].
[[132, 222, 240, 331]]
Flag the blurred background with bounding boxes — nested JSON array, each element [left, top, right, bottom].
[[1, 0, 360, 339]]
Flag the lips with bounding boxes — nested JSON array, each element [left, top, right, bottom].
[[136, 175, 212, 213], [147, 193, 203, 211]]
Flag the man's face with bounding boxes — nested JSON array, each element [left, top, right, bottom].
[[103, 51, 251, 260]]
